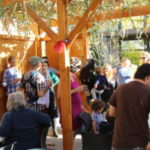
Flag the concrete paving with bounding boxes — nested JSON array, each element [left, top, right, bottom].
[[47, 135, 82, 150]]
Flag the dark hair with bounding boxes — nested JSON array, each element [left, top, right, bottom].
[[90, 99, 105, 112], [79, 59, 96, 82], [8, 56, 16, 62], [42, 58, 49, 66], [42, 56, 48, 60], [134, 64, 150, 80]]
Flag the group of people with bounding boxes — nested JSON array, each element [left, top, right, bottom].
[[0, 55, 60, 149], [69, 51, 150, 150], [0, 50, 150, 150]]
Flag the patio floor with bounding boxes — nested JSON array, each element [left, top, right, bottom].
[[47, 134, 82, 150]]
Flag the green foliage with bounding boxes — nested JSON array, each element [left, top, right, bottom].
[[121, 50, 143, 65]]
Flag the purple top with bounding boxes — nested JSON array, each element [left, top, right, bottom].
[[71, 74, 82, 130]]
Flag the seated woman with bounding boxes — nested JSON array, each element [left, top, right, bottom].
[[90, 99, 113, 134], [0, 91, 51, 150]]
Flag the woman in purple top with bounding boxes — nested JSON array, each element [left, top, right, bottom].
[[70, 57, 87, 137]]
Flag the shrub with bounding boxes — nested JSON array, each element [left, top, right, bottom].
[[121, 50, 144, 65]]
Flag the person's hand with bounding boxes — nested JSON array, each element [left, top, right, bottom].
[[76, 85, 84, 93], [146, 142, 150, 150], [10, 78, 20, 84], [94, 131, 99, 134], [47, 79, 52, 88]]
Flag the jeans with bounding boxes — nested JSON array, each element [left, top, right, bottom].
[[112, 147, 145, 150]]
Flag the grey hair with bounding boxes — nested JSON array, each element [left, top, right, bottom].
[[7, 92, 26, 111]]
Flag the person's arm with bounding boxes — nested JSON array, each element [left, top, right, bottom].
[[71, 85, 84, 94], [146, 142, 150, 150], [36, 74, 52, 97], [9, 78, 21, 85], [35, 111, 51, 127], [37, 81, 52, 97], [0, 112, 13, 137], [92, 120, 99, 134], [108, 105, 116, 117], [50, 72, 59, 87], [107, 90, 117, 117], [2, 70, 8, 87]]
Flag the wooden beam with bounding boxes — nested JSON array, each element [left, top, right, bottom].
[[57, 0, 73, 150], [97, 6, 150, 21], [0, 0, 31, 6], [67, 0, 103, 48], [87, 6, 150, 28], [49, 6, 150, 28], [26, 5, 58, 42]]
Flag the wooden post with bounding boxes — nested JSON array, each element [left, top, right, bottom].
[[57, 0, 73, 150]]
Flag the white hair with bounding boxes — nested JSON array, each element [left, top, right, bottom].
[[7, 92, 26, 111]]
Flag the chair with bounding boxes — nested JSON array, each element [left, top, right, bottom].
[[41, 127, 49, 149], [27, 127, 51, 150], [79, 112, 112, 150], [0, 142, 16, 150], [0, 127, 50, 150], [79, 112, 92, 132]]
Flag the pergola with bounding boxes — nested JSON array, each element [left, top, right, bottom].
[[0, 1, 150, 150]]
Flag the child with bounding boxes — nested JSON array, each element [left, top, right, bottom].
[[91, 66, 109, 99], [90, 99, 113, 134]]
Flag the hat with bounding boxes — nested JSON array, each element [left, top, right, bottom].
[[28, 56, 42, 66]]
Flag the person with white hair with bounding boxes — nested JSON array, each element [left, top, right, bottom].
[[0, 91, 50, 150], [115, 58, 133, 86], [140, 51, 150, 65]]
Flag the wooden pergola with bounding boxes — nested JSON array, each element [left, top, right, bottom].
[[0, 1, 150, 150]]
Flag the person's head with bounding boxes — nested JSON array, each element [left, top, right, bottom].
[[86, 59, 96, 71], [79, 59, 96, 84], [103, 64, 112, 77], [8, 56, 16, 67], [7, 92, 26, 111], [95, 66, 102, 75], [140, 51, 150, 65], [70, 57, 81, 73], [28, 56, 42, 69], [120, 58, 131, 67], [134, 64, 150, 85], [41, 59, 49, 72], [90, 99, 105, 112]]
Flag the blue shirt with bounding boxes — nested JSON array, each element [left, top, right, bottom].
[[0, 108, 50, 150], [91, 112, 106, 131], [3, 67, 21, 94], [116, 66, 132, 86]]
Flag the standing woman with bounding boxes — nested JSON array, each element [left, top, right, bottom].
[[101, 64, 117, 103], [2, 56, 21, 95], [79, 59, 96, 103], [70, 57, 87, 137], [57, 57, 86, 138], [39, 59, 60, 137]]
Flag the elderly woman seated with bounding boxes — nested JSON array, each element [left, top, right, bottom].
[[0, 91, 51, 150]]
